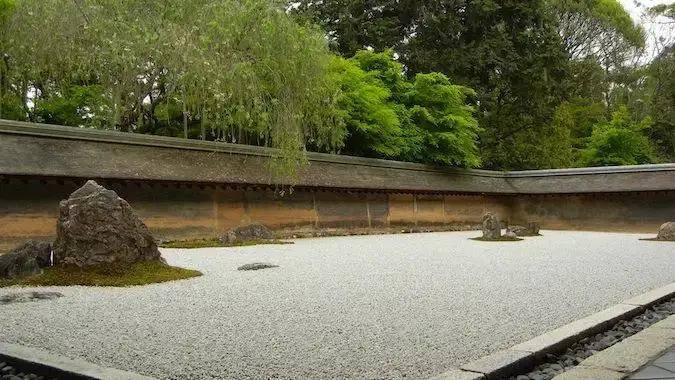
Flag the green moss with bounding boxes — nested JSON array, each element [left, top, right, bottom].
[[0, 262, 202, 288], [470, 236, 524, 242], [160, 239, 293, 249]]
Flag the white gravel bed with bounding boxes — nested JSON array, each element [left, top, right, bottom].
[[0, 231, 673, 380]]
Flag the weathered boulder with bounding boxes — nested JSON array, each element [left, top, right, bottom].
[[0, 241, 51, 280], [507, 222, 541, 237], [53, 180, 163, 267], [482, 212, 501, 239], [219, 224, 275, 244], [656, 222, 675, 241]]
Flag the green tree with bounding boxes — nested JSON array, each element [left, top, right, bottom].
[[647, 45, 675, 161], [644, 4, 675, 161], [402, 73, 481, 167], [291, 0, 413, 56], [330, 54, 405, 158], [580, 105, 655, 166], [331, 50, 481, 167], [553, 0, 646, 61]]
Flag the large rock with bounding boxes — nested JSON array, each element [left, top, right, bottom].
[[481, 212, 501, 239], [0, 241, 51, 280], [656, 222, 675, 241], [53, 180, 163, 267], [219, 224, 275, 244]]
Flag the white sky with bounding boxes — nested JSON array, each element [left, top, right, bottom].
[[620, 0, 675, 57]]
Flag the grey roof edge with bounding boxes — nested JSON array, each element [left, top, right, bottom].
[[504, 163, 675, 177]]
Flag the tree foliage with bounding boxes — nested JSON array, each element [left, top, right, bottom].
[[648, 45, 675, 161], [1, 0, 347, 177], [331, 50, 481, 167], [580, 105, 655, 166], [553, 0, 646, 61]]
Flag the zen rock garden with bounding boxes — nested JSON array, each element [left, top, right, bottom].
[[0, 182, 673, 380]]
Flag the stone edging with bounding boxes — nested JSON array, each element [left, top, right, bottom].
[[428, 282, 675, 380], [0, 342, 157, 380], [552, 315, 675, 379]]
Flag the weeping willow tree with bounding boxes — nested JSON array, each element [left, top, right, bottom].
[[1, 0, 346, 179]]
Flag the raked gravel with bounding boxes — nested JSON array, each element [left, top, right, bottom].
[[0, 231, 673, 380]]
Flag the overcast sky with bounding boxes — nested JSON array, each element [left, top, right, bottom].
[[620, 0, 674, 57]]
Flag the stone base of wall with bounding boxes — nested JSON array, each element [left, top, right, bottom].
[[1, 177, 672, 252], [0, 177, 504, 252], [510, 192, 675, 234]]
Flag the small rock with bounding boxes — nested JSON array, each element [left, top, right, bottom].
[[219, 224, 275, 244], [506, 222, 541, 237], [0, 241, 52, 280], [237, 262, 279, 271], [656, 221, 675, 241], [0, 292, 63, 305], [516, 376, 530, 380], [504, 230, 518, 238], [549, 364, 563, 372], [0, 366, 14, 374], [481, 212, 501, 239]]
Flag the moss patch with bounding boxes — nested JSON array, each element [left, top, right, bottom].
[[160, 239, 293, 249], [470, 236, 524, 242], [0, 262, 202, 288]]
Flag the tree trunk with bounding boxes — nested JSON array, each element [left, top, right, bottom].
[[112, 86, 121, 131], [200, 107, 206, 140], [182, 97, 188, 139]]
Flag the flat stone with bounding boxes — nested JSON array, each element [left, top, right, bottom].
[[622, 283, 675, 307], [654, 362, 675, 373], [651, 316, 675, 330], [237, 262, 279, 271], [579, 328, 675, 373], [512, 304, 640, 359], [552, 367, 625, 380], [0, 342, 157, 380], [655, 352, 675, 364], [629, 365, 675, 379], [427, 369, 486, 380], [0, 291, 63, 305], [460, 350, 533, 380]]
